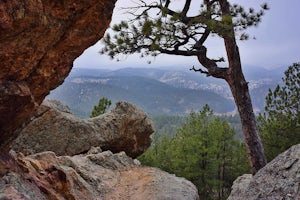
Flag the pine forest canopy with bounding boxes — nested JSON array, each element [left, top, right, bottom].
[[101, 0, 269, 174], [258, 63, 300, 161], [139, 104, 250, 199]]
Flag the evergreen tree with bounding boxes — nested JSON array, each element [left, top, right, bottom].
[[151, 115, 187, 138], [102, 0, 269, 173], [258, 63, 300, 161], [139, 105, 249, 199], [90, 97, 112, 118]]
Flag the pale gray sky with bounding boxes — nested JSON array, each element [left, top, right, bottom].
[[74, 0, 300, 70]]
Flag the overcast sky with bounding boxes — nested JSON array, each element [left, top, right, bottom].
[[74, 0, 300, 70]]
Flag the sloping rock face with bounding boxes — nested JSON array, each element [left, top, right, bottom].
[[12, 100, 154, 158], [228, 144, 300, 200], [0, 149, 200, 200], [0, 0, 116, 151]]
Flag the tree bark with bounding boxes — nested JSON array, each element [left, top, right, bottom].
[[225, 49, 267, 174], [221, 0, 266, 174], [195, 0, 267, 174]]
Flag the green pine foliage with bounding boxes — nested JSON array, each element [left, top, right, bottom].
[[101, 1, 268, 61], [151, 115, 187, 138], [90, 97, 112, 118], [258, 63, 300, 161], [139, 105, 249, 199], [219, 114, 243, 140]]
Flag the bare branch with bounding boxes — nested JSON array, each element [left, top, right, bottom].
[[182, 0, 192, 17], [212, 57, 225, 62], [164, 0, 170, 8], [197, 28, 210, 46], [190, 66, 210, 76], [159, 48, 198, 56], [195, 45, 228, 79]]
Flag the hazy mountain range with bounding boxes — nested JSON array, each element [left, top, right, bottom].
[[48, 66, 285, 118]]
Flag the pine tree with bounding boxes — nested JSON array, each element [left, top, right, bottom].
[[139, 105, 249, 199], [258, 63, 300, 161], [90, 97, 112, 118], [102, 0, 268, 174]]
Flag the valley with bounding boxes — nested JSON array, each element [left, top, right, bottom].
[[48, 66, 284, 118]]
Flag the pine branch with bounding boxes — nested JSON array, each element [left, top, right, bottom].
[[212, 57, 225, 62], [190, 66, 210, 76], [182, 0, 192, 16], [195, 45, 228, 79]]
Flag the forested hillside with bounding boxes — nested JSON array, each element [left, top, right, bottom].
[[48, 67, 284, 118], [48, 72, 235, 118]]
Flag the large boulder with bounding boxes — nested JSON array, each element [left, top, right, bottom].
[[0, 149, 200, 200], [12, 100, 154, 158], [228, 144, 300, 200], [0, 0, 116, 151]]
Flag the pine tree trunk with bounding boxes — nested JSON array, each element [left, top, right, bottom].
[[197, 39, 267, 174], [226, 63, 267, 174], [220, 0, 266, 175]]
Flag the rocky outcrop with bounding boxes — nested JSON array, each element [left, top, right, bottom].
[[0, 149, 199, 200], [228, 144, 300, 200], [0, 0, 116, 151], [2, 100, 200, 199], [0, 1, 200, 199], [12, 100, 154, 158]]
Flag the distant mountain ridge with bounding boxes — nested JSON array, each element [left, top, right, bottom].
[[48, 66, 284, 118]]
